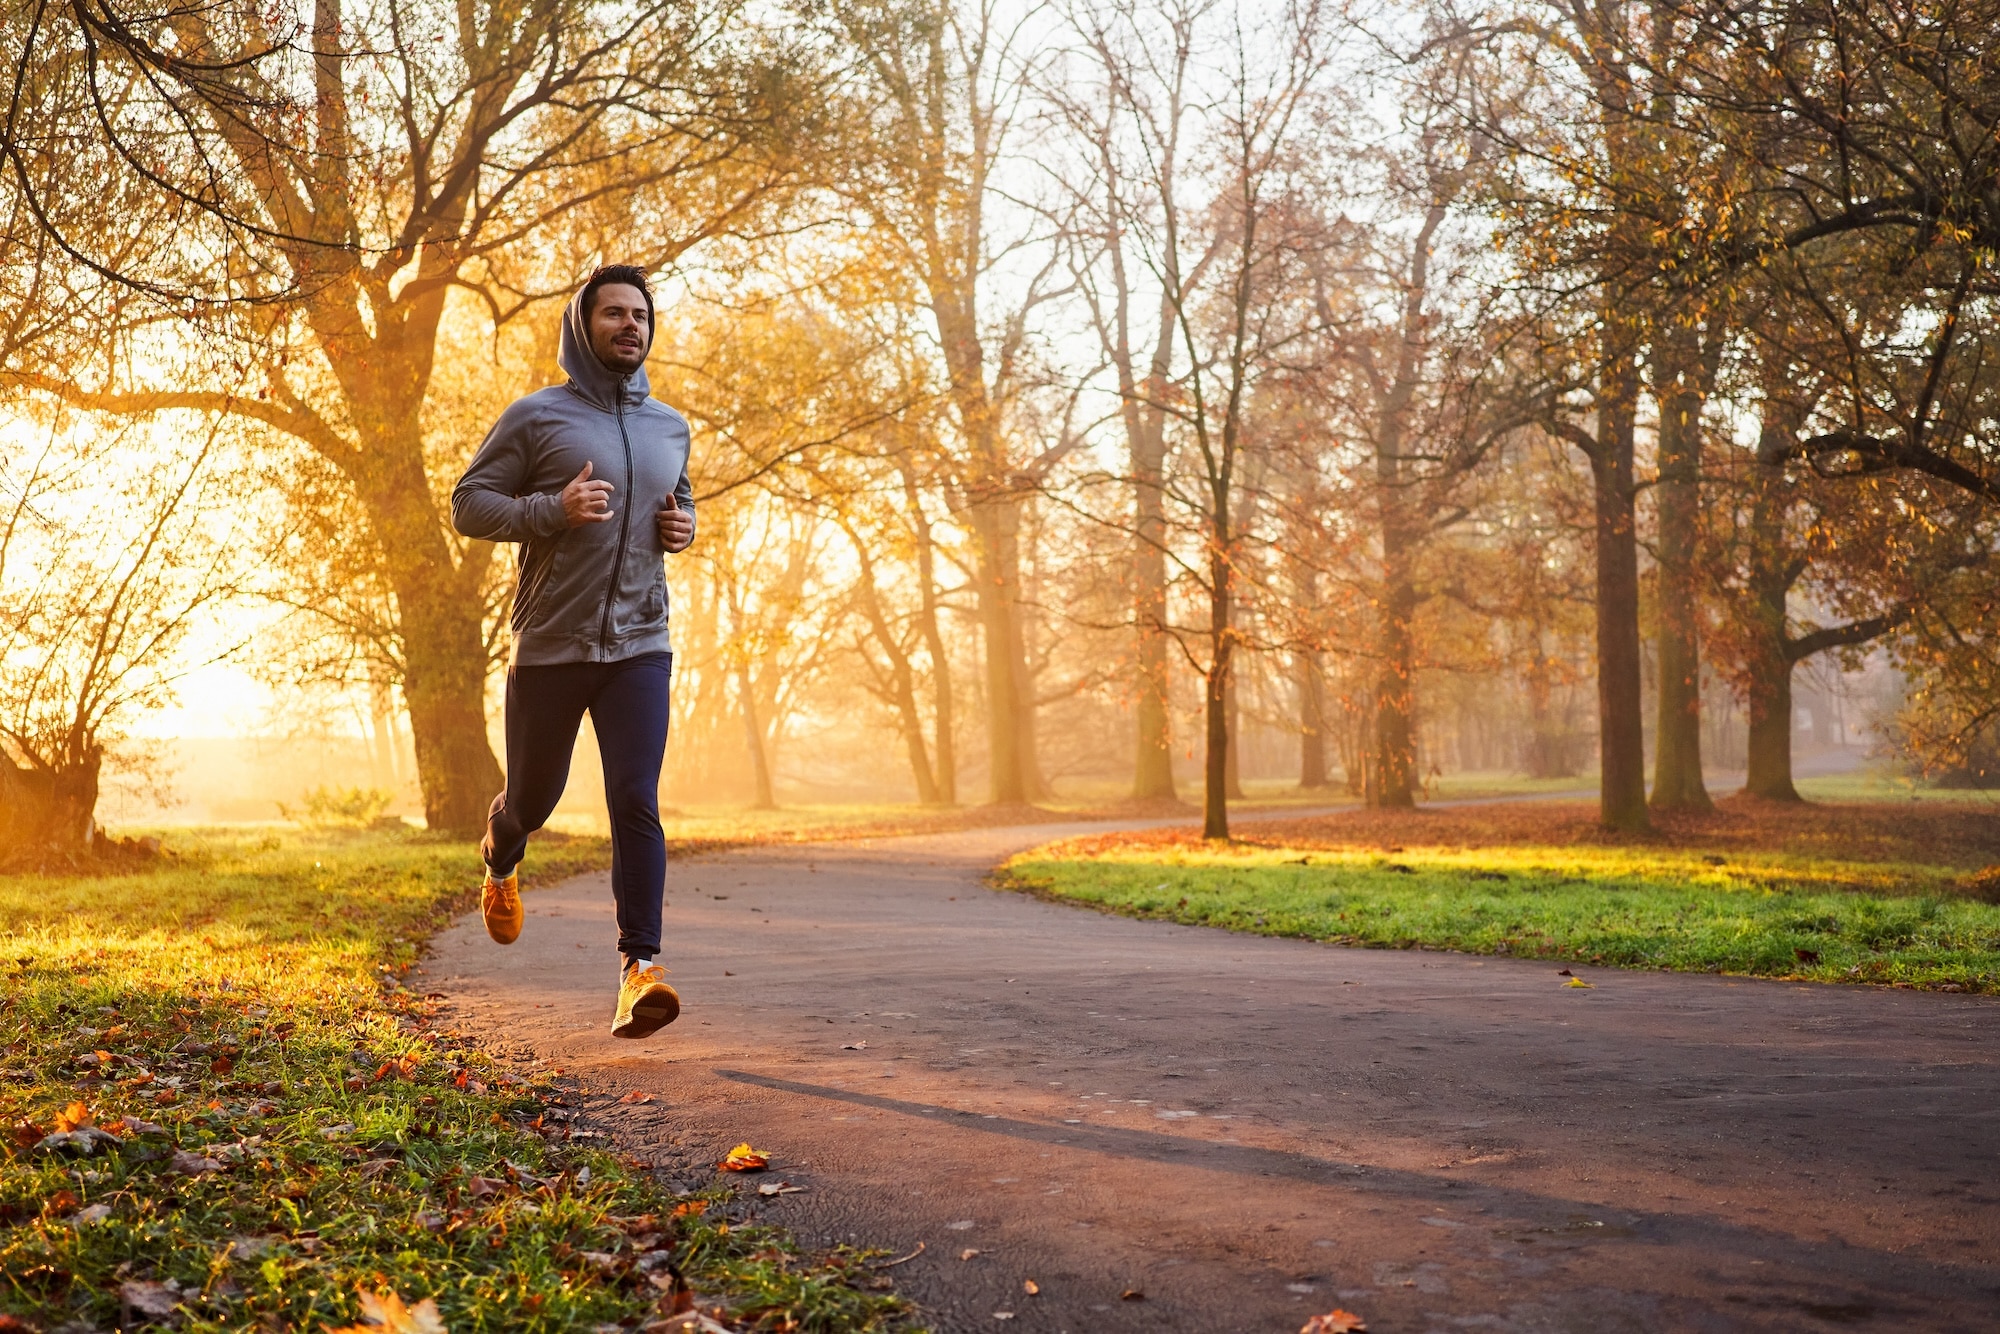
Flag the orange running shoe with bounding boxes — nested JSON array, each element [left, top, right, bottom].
[[612, 958, 680, 1039], [481, 871, 522, 945]]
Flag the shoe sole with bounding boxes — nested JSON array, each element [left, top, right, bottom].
[[613, 985, 681, 1040]]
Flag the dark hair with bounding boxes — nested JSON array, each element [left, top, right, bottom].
[[580, 264, 653, 322]]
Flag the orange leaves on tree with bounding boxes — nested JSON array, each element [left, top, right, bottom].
[[324, 1288, 449, 1334], [718, 1142, 769, 1172]]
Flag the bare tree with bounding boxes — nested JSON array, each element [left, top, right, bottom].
[[0, 411, 242, 855]]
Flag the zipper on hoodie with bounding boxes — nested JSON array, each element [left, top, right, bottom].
[[599, 390, 636, 653]]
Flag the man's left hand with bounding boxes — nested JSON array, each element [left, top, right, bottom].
[[658, 496, 694, 553]]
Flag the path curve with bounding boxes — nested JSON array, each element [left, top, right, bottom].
[[420, 818, 2000, 1333]]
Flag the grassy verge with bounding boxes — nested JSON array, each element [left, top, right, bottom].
[[998, 799, 2000, 993], [0, 828, 906, 1332]]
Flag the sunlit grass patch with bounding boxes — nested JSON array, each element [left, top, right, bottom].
[[999, 804, 2000, 993], [0, 828, 907, 1331]]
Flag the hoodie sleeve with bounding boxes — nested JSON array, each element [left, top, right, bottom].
[[451, 400, 570, 543]]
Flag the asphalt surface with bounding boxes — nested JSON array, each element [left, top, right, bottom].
[[421, 820, 2000, 1333]]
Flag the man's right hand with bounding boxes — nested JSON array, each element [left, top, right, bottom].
[[562, 461, 615, 526]]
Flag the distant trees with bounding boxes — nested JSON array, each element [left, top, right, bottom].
[[3, 0, 1996, 832]]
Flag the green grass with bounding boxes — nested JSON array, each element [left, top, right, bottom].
[[1001, 821, 2000, 992], [0, 828, 907, 1332]]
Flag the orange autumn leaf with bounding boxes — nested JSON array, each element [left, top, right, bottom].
[[53, 1102, 93, 1133], [324, 1288, 448, 1334], [718, 1142, 768, 1172], [1301, 1311, 1368, 1333]]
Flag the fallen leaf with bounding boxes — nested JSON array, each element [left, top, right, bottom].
[[11, 1121, 45, 1149], [120, 1279, 181, 1318], [959, 1248, 982, 1261], [620, 1091, 658, 1104], [53, 1101, 93, 1132], [1121, 1288, 1145, 1301], [993, 1313, 1015, 1321], [69, 1203, 112, 1226], [324, 1288, 449, 1334], [1563, 977, 1593, 989], [756, 1180, 805, 1196], [1023, 1279, 1040, 1295], [718, 1142, 769, 1172], [1301, 1312, 1368, 1334], [117, 1115, 166, 1136], [463, 1175, 508, 1197], [841, 1041, 868, 1050], [671, 1200, 708, 1217], [170, 1149, 225, 1176], [1794, 948, 1821, 965]]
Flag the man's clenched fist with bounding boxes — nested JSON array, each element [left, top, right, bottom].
[[658, 495, 694, 553], [562, 462, 615, 526]]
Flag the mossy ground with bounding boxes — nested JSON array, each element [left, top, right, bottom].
[[0, 828, 908, 1332]]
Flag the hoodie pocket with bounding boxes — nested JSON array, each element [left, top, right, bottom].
[[514, 538, 571, 631]]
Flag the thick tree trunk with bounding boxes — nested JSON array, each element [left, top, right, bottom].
[[1743, 642, 1800, 801], [1650, 341, 1713, 810], [1298, 649, 1329, 789], [362, 466, 501, 834], [1373, 569, 1419, 809], [0, 750, 101, 853], [332, 347, 501, 836], [1589, 349, 1651, 831], [968, 497, 1030, 804]]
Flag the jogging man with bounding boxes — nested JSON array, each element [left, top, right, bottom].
[[450, 264, 692, 1040]]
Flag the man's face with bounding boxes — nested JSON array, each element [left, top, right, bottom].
[[586, 283, 650, 375]]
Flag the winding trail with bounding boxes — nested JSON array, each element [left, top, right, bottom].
[[419, 817, 2000, 1333]]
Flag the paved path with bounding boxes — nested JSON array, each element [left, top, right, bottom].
[[421, 821, 2000, 1333]]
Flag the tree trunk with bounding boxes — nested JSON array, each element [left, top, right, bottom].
[[849, 533, 942, 805], [738, 662, 776, 810], [1373, 563, 1419, 809], [905, 469, 957, 804], [1589, 347, 1651, 831], [1203, 544, 1233, 840], [1650, 337, 1713, 810], [0, 749, 101, 855], [1224, 669, 1245, 799], [334, 357, 501, 836], [387, 553, 503, 834], [1298, 648, 1329, 789], [968, 496, 1029, 804], [1131, 434, 1176, 798], [1742, 637, 1800, 801]]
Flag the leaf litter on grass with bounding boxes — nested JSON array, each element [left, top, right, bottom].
[[0, 827, 910, 1333]]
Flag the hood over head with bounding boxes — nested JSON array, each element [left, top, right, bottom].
[[559, 285, 653, 411]]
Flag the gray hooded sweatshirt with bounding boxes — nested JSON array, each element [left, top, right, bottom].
[[451, 291, 694, 667]]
